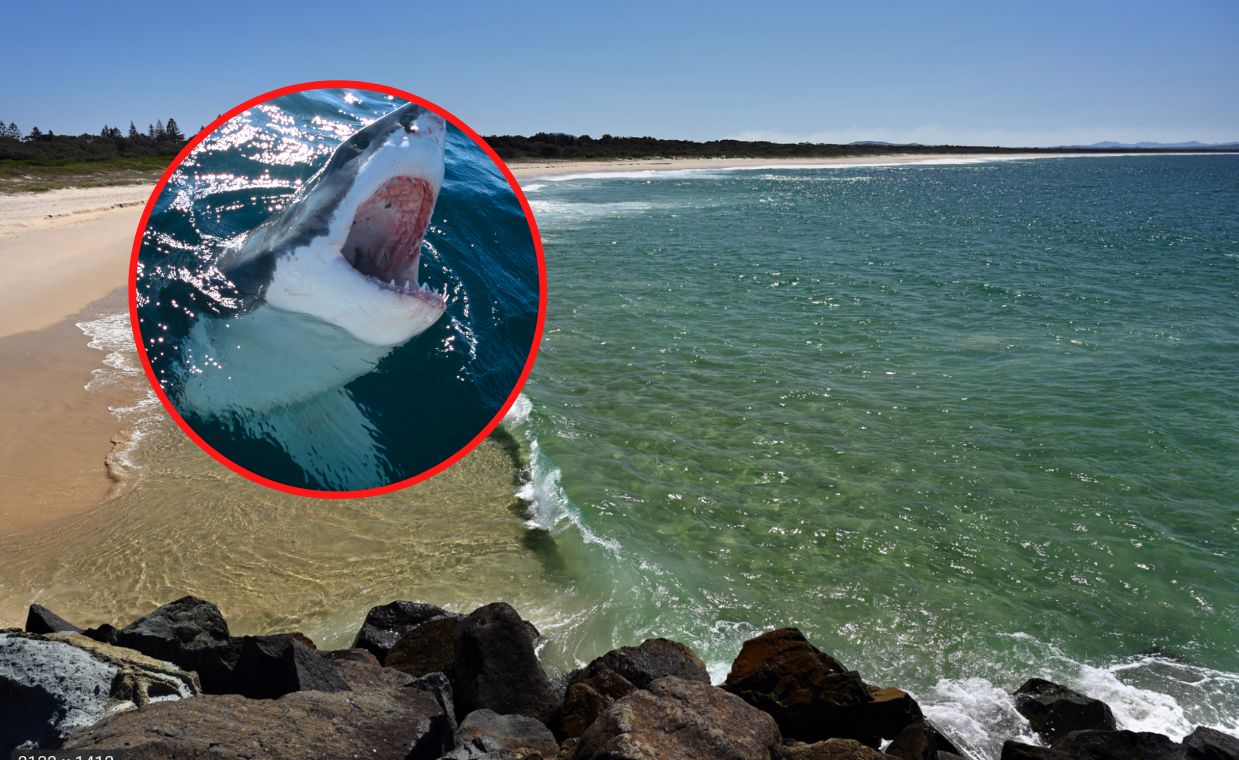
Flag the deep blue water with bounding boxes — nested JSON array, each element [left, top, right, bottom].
[[135, 89, 539, 490]]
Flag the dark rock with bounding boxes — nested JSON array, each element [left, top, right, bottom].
[[586, 638, 709, 688], [572, 675, 781, 760], [24, 604, 81, 634], [723, 628, 882, 744], [322, 647, 415, 690], [452, 709, 559, 758], [82, 623, 119, 645], [115, 595, 239, 693], [353, 599, 452, 661], [454, 602, 558, 725], [409, 671, 459, 734], [885, 720, 962, 760], [858, 687, 924, 741], [1000, 741, 1078, 760], [230, 634, 350, 699], [1183, 726, 1239, 760], [65, 684, 453, 760], [560, 638, 710, 738], [781, 738, 886, 759], [1, 631, 197, 752], [1015, 678, 1117, 744], [557, 738, 580, 760], [385, 614, 462, 677], [562, 665, 637, 738], [1052, 729, 1180, 760]]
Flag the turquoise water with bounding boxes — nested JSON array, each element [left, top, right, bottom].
[[513, 156, 1239, 755]]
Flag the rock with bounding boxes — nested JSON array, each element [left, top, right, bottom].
[[24, 603, 81, 634], [1000, 741, 1078, 760], [453, 602, 558, 725], [451, 709, 559, 758], [1052, 729, 1181, 760], [859, 687, 924, 741], [560, 638, 710, 738], [557, 738, 580, 760], [82, 623, 120, 645], [322, 647, 414, 690], [885, 720, 963, 760], [385, 614, 462, 677], [1014, 678, 1117, 744], [781, 738, 886, 759], [1183, 726, 1239, 760], [723, 628, 887, 744], [572, 675, 781, 760], [64, 683, 453, 760], [230, 634, 350, 699], [353, 600, 453, 661], [409, 671, 458, 733], [1, 631, 197, 752], [115, 595, 240, 693]]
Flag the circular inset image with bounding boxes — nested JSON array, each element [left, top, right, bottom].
[[131, 82, 544, 495]]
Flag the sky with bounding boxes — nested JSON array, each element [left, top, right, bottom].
[[3, 0, 1238, 147]]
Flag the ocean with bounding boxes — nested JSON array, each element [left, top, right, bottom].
[[135, 89, 540, 490], [1, 153, 1234, 759]]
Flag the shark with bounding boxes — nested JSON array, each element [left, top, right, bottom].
[[170, 102, 450, 489]]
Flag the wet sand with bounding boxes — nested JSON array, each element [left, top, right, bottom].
[[0, 289, 139, 536]]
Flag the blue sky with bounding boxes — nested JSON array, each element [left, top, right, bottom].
[[4, 0, 1237, 146]]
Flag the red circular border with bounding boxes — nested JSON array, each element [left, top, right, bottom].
[[128, 80, 547, 499]]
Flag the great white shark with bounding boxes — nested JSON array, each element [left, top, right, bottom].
[[171, 102, 450, 489]]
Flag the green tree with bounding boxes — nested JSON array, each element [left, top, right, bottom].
[[164, 117, 185, 142], [129, 121, 140, 140]]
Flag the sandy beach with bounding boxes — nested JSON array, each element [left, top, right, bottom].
[[504, 152, 1060, 178], [0, 152, 1078, 539]]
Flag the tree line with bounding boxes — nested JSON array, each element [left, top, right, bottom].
[[0, 117, 190, 162]]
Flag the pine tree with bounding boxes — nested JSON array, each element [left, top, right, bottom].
[[164, 117, 184, 142], [153, 119, 165, 139], [27, 126, 42, 141], [129, 121, 139, 140], [147, 123, 156, 139]]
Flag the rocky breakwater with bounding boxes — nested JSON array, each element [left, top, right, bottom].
[[0, 598, 1234, 760]]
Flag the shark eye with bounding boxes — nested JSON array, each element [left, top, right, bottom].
[[353, 134, 370, 151]]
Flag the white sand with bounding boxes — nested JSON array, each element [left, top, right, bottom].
[[0, 186, 153, 338]]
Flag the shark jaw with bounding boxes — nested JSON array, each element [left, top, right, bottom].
[[263, 107, 449, 347]]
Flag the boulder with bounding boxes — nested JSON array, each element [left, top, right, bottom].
[[82, 623, 120, 645], [64, 683, 453, 760], [1, 631, 197, 752], [322, 647, 414, 690], [1051, 729, 1180, 760], [450, 709, 559, 758], [1000, 741, 1077, 760], [572, 675, 781, 760], [453, 602, 558, 725], [723, 628, 901, 744], [114, 595, 239, 693], [885, 720, 963, 760], [409, 671, 459, 735], [781, 738, 887, 759], [1014, 678, 1117, 744], [561, 638, 710, 737], [385, 614, 462, 677], [24, 603, 81, 634], [353, 600, 453, 661], [1182, 726, 1239, 760], [230, 634, 350, 699]]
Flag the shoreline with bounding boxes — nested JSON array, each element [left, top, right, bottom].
[[0, 148, 1223, 539]]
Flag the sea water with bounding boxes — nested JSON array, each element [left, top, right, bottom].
[[2, 154, 1235, 759], [513, 155, 1239, 756]]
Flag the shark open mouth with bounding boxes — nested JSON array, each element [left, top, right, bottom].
[[342, 176, 439, 296]]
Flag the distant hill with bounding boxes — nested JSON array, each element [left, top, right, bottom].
[[1070, 140, 1239, 150]]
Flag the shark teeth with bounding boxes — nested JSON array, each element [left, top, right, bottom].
[[370, 274, 447, 301]]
